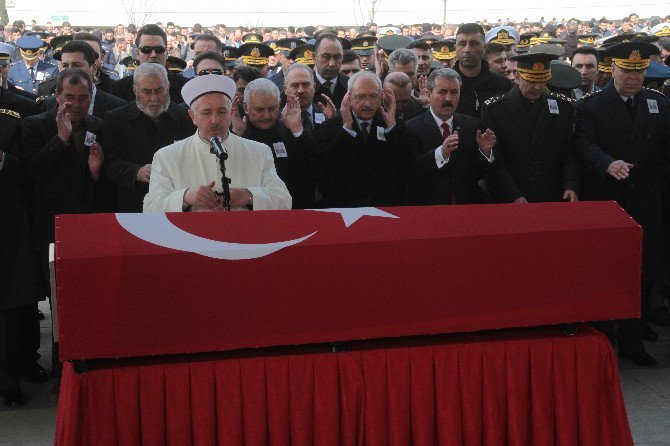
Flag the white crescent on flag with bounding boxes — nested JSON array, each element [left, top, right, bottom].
[[116, 212, 316, 260]]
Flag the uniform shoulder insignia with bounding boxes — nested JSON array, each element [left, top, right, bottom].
[[549, 91, 575, 104], [0, 108, 21, 119], [484, 94, 505, 107], [35, 94, 53, 103], [643, 86, 665, 97], [38, 77, 54, 86], [580, 89, 602, 100]]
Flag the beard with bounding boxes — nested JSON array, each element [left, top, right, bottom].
[[137, 97, 170, 119]]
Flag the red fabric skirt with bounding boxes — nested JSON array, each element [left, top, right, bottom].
[[55, 327, 632, 445]]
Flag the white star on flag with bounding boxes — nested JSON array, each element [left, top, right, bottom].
[[307, 207, 399, 227]]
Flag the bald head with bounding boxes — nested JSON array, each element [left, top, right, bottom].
[[383, 72, 413, 118]]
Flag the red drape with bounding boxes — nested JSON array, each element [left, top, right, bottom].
[[55, 327, 633, 446]]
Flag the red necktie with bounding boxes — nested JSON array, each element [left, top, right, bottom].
[[441, 122, 450, 140]]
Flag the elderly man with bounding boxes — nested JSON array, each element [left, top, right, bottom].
[[102, 63, 195, 212], [453, 23, 513, 117], [404, 68, 496, 205], [318, 71, 413, 207], [282, 63, 336, 133], [111, 24, 189, 103], [388, 48, 418, 90], [313, 33, 348, 108], [482, 52, 580, 204], [383, 72, 424, 121], [575, 42, 670, 366], [37, 41, 126, 118], [144, 74, 291, 212], [231, 78, 322, 209]]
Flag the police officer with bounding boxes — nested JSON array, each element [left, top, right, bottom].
[[482, 52, 581, 204], [575, 42, 670, 366], [8, 36, 57, 95]]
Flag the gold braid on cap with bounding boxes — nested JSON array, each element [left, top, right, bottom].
[[612, 50, 649, 70]]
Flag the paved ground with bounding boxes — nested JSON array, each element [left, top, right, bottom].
[[1, 301, 670, 445]]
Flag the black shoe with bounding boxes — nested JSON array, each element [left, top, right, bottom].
[[18, 362, 49, 383], [641, 323, 659, 342], [619, 345, 658, 366], [1, 386, 26, 407], [37, 309, 45, 321], [647, 306, 670, 327]]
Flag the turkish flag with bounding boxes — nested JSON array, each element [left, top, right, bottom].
[[55, 202, 641, 361]]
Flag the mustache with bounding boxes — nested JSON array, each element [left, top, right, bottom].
[[441, 102, 454, 108]]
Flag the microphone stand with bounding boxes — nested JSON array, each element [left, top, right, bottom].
[[209, 137, 232, 211]]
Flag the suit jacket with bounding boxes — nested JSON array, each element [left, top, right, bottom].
[[101, 101, 196, 212], [401, 98, 426, 122], [575, 82, 670, 279], [110, 70, 188, 104], [0, 88, 43, 309], [243, 120, 324, 209], [482, 85, 581, 203], [8, 59, 58, 94], [21, 109, 113, 252], [271, 70, 285, 90], [7, 81, 37, 101], [317, 112, 413, 207], [313, 72, 348, 108], [404, 110, 494, 205], [38, 88, 127, 119]]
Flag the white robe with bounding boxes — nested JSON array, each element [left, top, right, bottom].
[[143, 131, 292, 212]]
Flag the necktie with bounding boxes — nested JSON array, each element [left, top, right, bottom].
[[441, 122, 450, 140], [360, 122, 370, 142], [301, 110, 313, 133], [323, 80, 333, 93], [29, 67, 35, 80], [625, 97, 636, 120]]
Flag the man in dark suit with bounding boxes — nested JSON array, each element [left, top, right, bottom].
[[36, 41, 126, 118], [0, 87, 44, 407], [482, 52, 581, 204], [102, 62, 195, 212], [313, 33, 349, 108], [21, 69, 112, 376], [111, 24, 188, 104], [72, 32, 120, 94], [405, 68, 496, 205], [575, 42, 670, 366], [383, 72, 425, 122], [234, 77, 322, 209], [452, 23, 513, 117], [317, 71, 413, 207]]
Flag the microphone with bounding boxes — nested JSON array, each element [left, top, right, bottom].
[[209, 136, 228, 160]]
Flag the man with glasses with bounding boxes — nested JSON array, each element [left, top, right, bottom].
[[317, 71, 413, 207], [102, 63, 195, 212], [192, 51, 226, 77], [111, 24, 189, 104]]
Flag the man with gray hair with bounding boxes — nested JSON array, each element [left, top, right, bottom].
[[404, 68, 497, 205], [387, 48, 419, 89], [234, 77, 323, 209], [318, 70, 413, 207], [102, 62, 195, 211], [144, 74, 291, 211]]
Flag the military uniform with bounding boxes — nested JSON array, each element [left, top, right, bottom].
[[8, 36, 57, 95], [482, 53, 581, 203]]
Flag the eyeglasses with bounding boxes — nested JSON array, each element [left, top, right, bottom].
[[138, 45, 167, 54], [352, 93, 380, 103], [197, 69, 224, 76]]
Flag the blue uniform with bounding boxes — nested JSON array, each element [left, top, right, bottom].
[[8, 60, 58, 94]]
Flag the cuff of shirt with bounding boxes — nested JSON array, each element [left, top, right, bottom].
[[384, 123, 395, 134], [435, 146, 449, 168], [479, 147, 495, 162], [292, 129, 304, 138]]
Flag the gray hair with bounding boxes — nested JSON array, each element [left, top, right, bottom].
[[284, 63, 314, 79], [388, 48, 418, 72], [383, 71, 412, 89], [243, 78, 280, 104], [347, 70, 382, 91], [427, 68, 462, 90], [133, 62, 168, 86]]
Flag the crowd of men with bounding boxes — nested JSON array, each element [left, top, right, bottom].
[[0, 14, 669, 407]]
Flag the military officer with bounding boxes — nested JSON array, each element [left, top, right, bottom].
[[575, 42, 670, 366], [0, 43, 36, 101], [431, 40, 456, 68], [239, 42, 274, 77], [350, 36, 377, 71], [8, 36, 57, 94], [485, 26, 520, 56], [482, 52, 581, 204]]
